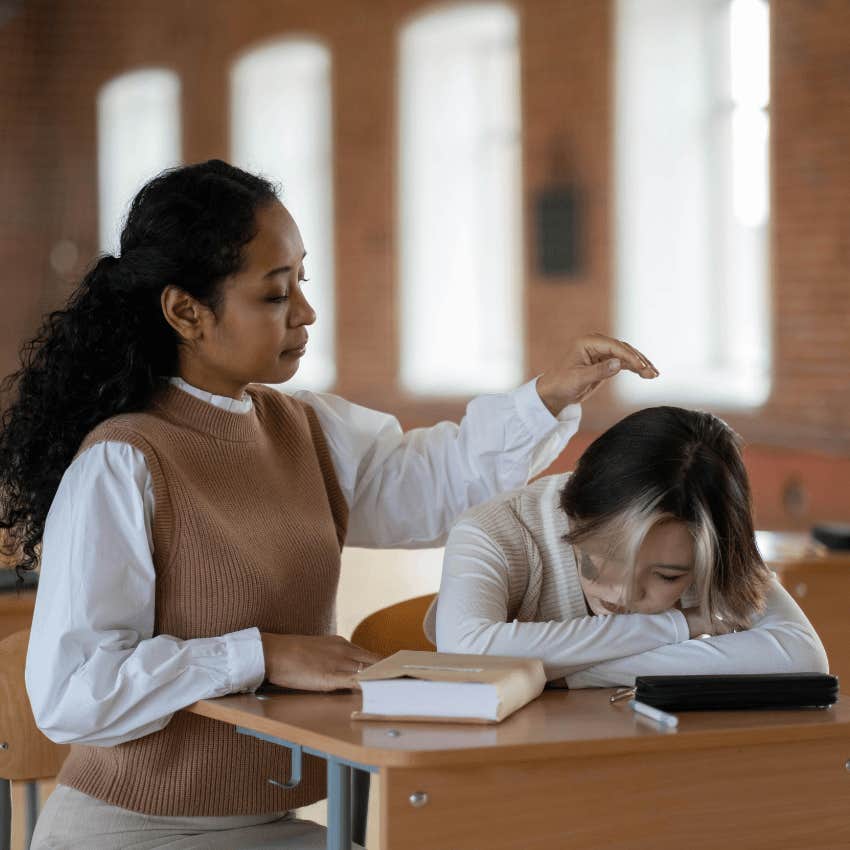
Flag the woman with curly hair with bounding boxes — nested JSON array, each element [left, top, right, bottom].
[[428, 406, 828, 686], [1, 159, 657, 848]]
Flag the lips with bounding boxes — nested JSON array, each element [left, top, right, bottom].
[[282, 337, 308, 356], [282, 344, 307, 357], [598, 599, 629, 615]]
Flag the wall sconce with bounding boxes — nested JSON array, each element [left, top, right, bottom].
[[534, 138, 583, 279], [535, 185, 582, 278]]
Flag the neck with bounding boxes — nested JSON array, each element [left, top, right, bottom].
[[176, 365, 248, 401]]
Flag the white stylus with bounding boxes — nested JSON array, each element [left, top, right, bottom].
[[628, 699, 679, 728]]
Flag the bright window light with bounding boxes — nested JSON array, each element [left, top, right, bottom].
[[730, 0, 770, 109], [615, 0, 771, 408], [399, 3, 523, 395], [98, 69, 181, 254], [231, 39, 335, 391]]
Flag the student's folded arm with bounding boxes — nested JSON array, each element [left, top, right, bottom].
[[434, 522, 691, 681], [565, 577, 829, 689], [25, 442, 266, 747], [293, 382, 581, 549]]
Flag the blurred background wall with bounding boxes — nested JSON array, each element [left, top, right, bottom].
[[1, 0, 849, 534]]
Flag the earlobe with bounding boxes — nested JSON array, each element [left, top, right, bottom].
[[161, 285, 204, 341]]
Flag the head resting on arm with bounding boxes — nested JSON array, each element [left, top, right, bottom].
[[560, 406, 771, 629]]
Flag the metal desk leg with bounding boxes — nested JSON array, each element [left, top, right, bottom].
[[326, 758, 352, 850], [351, 769, 370, 847], [236, 726, 375, 849], [25, 781, 39, 849], [1, 778, 11, 850]]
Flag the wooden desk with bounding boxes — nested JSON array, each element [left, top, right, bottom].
[[187, 689, 850, 850], [757, 531, 850, 685]]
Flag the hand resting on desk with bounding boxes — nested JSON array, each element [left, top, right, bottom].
[[260, 632, 381, 692]]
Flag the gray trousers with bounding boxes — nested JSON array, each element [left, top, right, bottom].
[[31, 785, 362, 849]]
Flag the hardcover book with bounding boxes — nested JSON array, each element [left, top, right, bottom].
[[353, 650, 546, 724]]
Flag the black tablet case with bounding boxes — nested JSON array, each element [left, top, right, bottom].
[[634, 673, 839, 711]]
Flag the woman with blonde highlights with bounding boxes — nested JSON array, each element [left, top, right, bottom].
[[429, 406, 828, 686]]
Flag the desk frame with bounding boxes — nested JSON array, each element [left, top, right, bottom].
[[237, 727, 374, 850]]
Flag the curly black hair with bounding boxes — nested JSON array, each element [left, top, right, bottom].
[[0, 160, 278, 573]]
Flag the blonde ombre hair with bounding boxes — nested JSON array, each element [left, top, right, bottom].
[[560, 407, 771, 629]]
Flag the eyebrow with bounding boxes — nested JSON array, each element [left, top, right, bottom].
[[264, 251, 307, 278], [650, 563, 692, 572]]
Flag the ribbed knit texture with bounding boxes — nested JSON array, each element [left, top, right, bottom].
[[424, 473, 587, 643], [468, 473, 588, 624], [58, 383, 348, 816]]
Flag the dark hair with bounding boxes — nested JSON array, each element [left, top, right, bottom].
[[0, 160, 278, 573], [560, 406, 771, 627]]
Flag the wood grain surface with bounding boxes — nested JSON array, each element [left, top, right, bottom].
[[186, 688, 850, 769]]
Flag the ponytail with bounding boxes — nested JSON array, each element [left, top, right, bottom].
[[0, 160, 277, 572]]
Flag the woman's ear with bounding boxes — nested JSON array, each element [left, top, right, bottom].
[[160, 286, 207, 342]]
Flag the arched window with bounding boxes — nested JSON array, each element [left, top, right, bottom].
[[615, 0, 770, 407], [97, 69, 181, 254], [399, 3, 523, 395], [231, 38, 335, 391]]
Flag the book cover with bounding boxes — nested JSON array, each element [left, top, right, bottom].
[[353, 650, 546, 724]]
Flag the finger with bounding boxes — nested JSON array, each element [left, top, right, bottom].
[[576, 359, 623, 387], [319, 672, 361, 692], [618, 339, 659, 376], [348, 659, 373, 676], [348, 645, 383, 665], [581, 335, 656, 377], [609, 338, 656, 377]]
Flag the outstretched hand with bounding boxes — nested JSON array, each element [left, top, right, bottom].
[[535, 333, 659, 415]]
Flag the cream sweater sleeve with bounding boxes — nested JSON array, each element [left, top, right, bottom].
[[434, 520, 689, 681], [565, 576, 829, 688]]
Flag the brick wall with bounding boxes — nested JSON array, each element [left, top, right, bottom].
[[1, 0, 849, 527]]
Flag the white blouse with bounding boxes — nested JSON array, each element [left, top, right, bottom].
[[26, 377, 581, 746]]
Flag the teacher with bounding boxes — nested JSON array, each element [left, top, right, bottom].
[[0, 160, 657, 849]]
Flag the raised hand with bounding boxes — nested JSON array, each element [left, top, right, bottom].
[[535, 332, 659, 415]]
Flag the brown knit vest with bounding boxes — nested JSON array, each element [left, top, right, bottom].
[[57, 383, 348, 816]]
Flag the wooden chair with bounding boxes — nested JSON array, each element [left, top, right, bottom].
[[0, 571, 37, 644], [349, 593, 436, 846], [351, 593, 437, 657], [0, 629, 69, 850]]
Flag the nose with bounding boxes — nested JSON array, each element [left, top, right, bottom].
[[289, 285, 317, 328]]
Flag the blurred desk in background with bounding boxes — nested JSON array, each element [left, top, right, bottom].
[[0, 569, 37, 643], [757, 530, 850, 685]]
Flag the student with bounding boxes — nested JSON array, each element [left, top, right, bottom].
[[429, 406, 829, 686], [0, 160, 657, 849]]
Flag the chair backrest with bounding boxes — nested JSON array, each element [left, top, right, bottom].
[[0, 590, 37, 643], [0, 629, 69, 781], [351, 594, 437, 657]]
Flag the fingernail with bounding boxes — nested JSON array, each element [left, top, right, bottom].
[[608, 358, 621, 373]]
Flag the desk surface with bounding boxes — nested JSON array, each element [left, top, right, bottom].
[[186, 688, 850, 769]]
